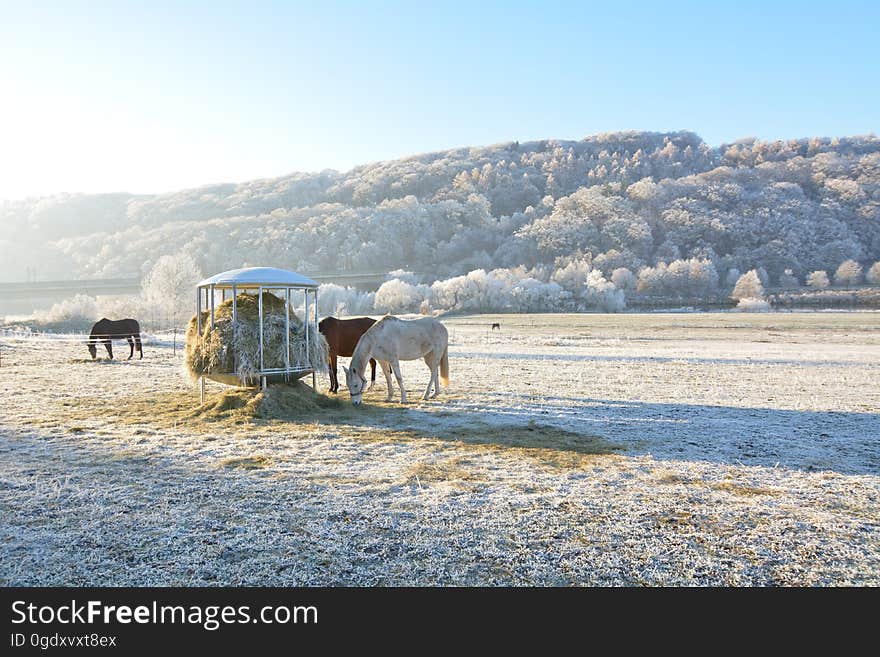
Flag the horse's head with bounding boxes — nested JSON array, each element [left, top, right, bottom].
[[318, 317, 333, 336], [343, 365, 366, 405], [86, 341, 97, 359]]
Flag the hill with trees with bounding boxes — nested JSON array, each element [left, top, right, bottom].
[[2, 130, 879, 318]]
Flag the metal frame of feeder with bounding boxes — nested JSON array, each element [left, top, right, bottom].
[[195, 268, 320, 403]]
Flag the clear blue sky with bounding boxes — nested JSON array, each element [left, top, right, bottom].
[[0, 0, 877, 199]]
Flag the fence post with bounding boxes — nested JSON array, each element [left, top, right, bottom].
[[173, 328, 177, 357]]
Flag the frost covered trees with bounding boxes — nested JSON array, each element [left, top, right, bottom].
[[611, 267, 637, 291], [317, 283, 375, 317], [731, 270, 769, 311], [551, 259, 624, 311], [806, 271, 830, 289], [834, 259, 863, 286], [3, 130, 880, 311], [731, 270, 764, 301], [34, 294, 99, 327], [374, 279, 429, 314], [636, 258, 718, 298], [141, 252, 203, 328], [867, 262, 880, 285]]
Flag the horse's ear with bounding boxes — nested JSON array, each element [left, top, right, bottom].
[[342, 365, 349, 375]]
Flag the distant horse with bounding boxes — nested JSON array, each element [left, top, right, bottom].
[[87, 318, 143, 360], [344, 315, 448, 405], [491, 323, 501, 330], [318, 316, 377, 393]]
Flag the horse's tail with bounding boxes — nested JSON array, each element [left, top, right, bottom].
[[440, 345, 449, 386]]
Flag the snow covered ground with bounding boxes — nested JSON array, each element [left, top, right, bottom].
[[1, 312, 878, 585]]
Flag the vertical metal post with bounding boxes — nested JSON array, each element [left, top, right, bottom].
[[231, 284, 237, 376], [210, 284, 215, 329], [311, 287, 317, 390], [285, 287, 291, 378], [304, 287, 310, 363], [196, 286, 204, 402], [313, 286, 319, 340], [258, 285, 264, 375]]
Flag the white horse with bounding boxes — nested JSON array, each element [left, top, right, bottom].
[[343, 315, 449, 405]]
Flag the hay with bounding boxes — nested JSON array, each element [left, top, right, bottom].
[[246, 383, 343, 419], [185, 292, 328, 385], [191, 382, 342, 422]]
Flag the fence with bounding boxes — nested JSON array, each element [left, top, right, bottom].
[[0, 327, 187, 367]]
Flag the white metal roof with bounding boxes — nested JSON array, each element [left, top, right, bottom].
[[197, 267, 319, 289]]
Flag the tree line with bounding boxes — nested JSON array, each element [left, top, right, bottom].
[[2, 130, 878, 318]]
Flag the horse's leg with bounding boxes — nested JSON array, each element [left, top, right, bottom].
[[379, 361, 394, 401], [431, 359, 441, 398], [135, 334, 143, 359], [104, 339, 113, 360], [431, 356, 441, 398], [367, 358, 377, 390], [329, 352, 338, 393], [422, 352, 436, 400], [126, 336, 134, 360], [390, 359, 406, 403], [429, 356, 440, 398]]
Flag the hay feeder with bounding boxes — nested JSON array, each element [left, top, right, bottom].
[[193, 267, 321, 402]]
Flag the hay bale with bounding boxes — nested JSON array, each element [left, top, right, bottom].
[[185, 291, 328, 385], [187, 381, 342, 421]]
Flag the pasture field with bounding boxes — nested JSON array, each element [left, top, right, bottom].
[[1, 312, 878, 585]]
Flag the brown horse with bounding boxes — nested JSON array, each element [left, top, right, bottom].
[[87, 318, 143, 360], [318, 316, 377, 393]]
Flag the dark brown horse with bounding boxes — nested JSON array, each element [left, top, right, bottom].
[[319, 316, 376, 393], [87, 318, 143, 360]]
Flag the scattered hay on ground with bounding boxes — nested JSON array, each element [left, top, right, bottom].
[[248, 382, 343, 419], [220, 455, 272, 470], [67, 381, 347, 431], [404, 457, 483, 486], [710, 479, 782, 497], [184, 382, 346, 424], [383, 421, 625, 470]]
